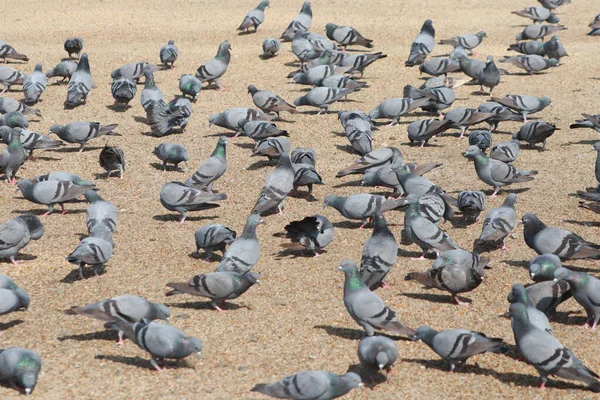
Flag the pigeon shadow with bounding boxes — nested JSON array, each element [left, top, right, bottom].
[[331, 131, 346, 137], [0, 320, 25, 332], [472, 240, 503, 254], [233, 142, 256, 149], [52, 146, 103, 153], [94, 354, 195, 371], [0, 253, 37, 264], [397, 248, 431, 259], [259, 54, 278, 61], [237, 30, 257, 36], [152, 214, 218, 223], [487, 187, 531, 196], [133, 116, 148, 124], [449, 215, 479, 229], [503, 260, 529, 269], [345, 364, 388, 388], [332, 220, 367, 230], [149, 162, 187, 172], [314, 325, 409, 341], [58, 329, 117, 343], [284, 61, 300, 67], [246, 159, 276, 170], [561, 140, 599, 146], [188, 251, 222, 262], [275, 248, 325, 259], [402, 292, 469, 305], [106, 104, 131, 112], [335, 144, 359, 155], [11, 208, 86, 216], [562, 219, 600, 228], [165, 301, 246, 311], [302, 110, 339, 116], [544, 311, 583, 327], [60, 265, 107, 283], [331, 180, 363, 188]]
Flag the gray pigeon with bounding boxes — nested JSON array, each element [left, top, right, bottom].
[[0, 66, 24, 93], [477, 193, 517, 249], [543, 36, 568, 62], [0, 97, 40, 117], [391, 164, 434, 197], [405, 249, 488, 305], [510, 302, 600, 391], [339, 260, 414, 337], [45, 60, 78, 84], [589, 14, 600, 35], [539, 0, 571, 10], [166, 271, 259, 311], [34, 172, 93, 186], [324, 193, 401, 229], [344, 123, 372, 155], [279, 215, 333, 256], [499, 55, 558, 74], [160, 182, 226, 223], [64, 37, 83, 59], [339, 110, 377, 131], [160, 40, 179, 68], [315, 75, 366, 93], [457, 56, 486, 80], [16, 179, 94, 215], [336, 147, 402, 177], [468, 130, 492, 151], [0, 214, 42, 267], [521, 213, 600, 259], [513, 121, 558, 148], [248, 85, 297, 119], [294, 87, 352, 115], [112, 319, 202, 372], [291, 147, 316, 165], [64, 295, 170, 344], [570, 114, 600, 135], [292, 65, 346, 86], [185, 136, 227, 192], [439, 31, 487, 53], [195, 41, 231, 89], [194, 224, 237, 259], [457, 190, 486, 221], [1, 111, 28, 129], [360, 213, 397, 290], [252, 137, 291, 162], [110, 77, 136, 107], [67, 236, 114, 279], [324, 50, 387, 78], [403, 85, 455, 115], [251, 153, 294, 215], [412, 326, 505, 372], [399, 185, 454, 224], [554, 268, 600, 330], [252, 370, 362, 400], [292, 162, 323, 197], [280, 1, 313, 41], [507, 41, 546, 56], [261, 38, 280, 58], [0, 41, 28, 63], [0, 284, 29, 315], [518, 280, 572, 316], [443, 108, 493, 138], [512, 6, 560, 23], [507, 284, 552, 334], [238, 119, 288, 141], [208, 108, 270, 132], [418, 58, 461, 77], [99, 145, 126, 178], [406, 19, 435, 67], [358, 335, 398, 377], [516, 25, 567, 41], [0, 348, 41, 395], [476, 56, 501, 96], [179, 74, 201, 100], [0, 132, 26, 183], [23, 63, 47, 105], [153, 143, 189, 171], [464, 145, 537, 196], [111, 62, 163, 82], [215, 214, 263, 274], [325, 23, 373, 49], [49, 121, 118, 152], [490, 139, 521, 163], [361, 163, 443, 197], [146, 97, 192, 136], [238, 0, 269, 33], [65, 53, 93, 108], [477, 102, 523, 132], [140, 68, 165, 111], [85, 190, 118, 241], [421, 76, 467, 90], [368, 97, 428, 126], [529, 253, 562, 282]]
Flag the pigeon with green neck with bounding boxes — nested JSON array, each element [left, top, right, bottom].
[[185, 136, 227, 193], [507, 284, 552, 334], [0, 348, 41, 395], [252, 370, 362, 399], [529, 253, 562, 281], [0, 132, 26, 183]]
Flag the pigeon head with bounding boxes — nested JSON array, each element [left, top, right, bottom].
[[337, 260, 359, 275], [16, 357, 39, 395], [323, 194, 337, 208], [477, 31, 487, 39], [34, 63, 42, 72], [17, 214, 43, 240], [208, 113, 224, 127], [421, 19, 435, 37], [182, 336, 203, 357], [293, 73, 310, 85], [16, 179, 34, 193], [371, 212, 387, 229], [529, 254, 561, 281], [247, 214, 264, 227], [504, 193, 518, 207], [376, 351, 390, 371], [539, 97, 552, 108], [515, 32, 524, 41], [546, 58, 559, 67], [15, 288, 30, 309], [463, 145, 482, 158], [340, 372, 363, 391], [325, 23, 337, 36], [592, 142, 600, 152], [258, 0, 270, 10], [168, 39, 175, 45], [217, 135, 228, 146], [508, 302, 528, 321], [508, 284, 530, 306], [293, 95, 308, 107], [218, 41, 231, 55], [548, 14, 560, 23], [152, 302, 171, 321], [247, 85, 258, 95], [412, 326, 436, 342], [300, 1, 312, 15], [84, 189, 103, 204], [245, 271, 260, 284], [0, 126, 12, 143], [553, 267, 574, 282], [48, 124, 63, 134], [77, 53, 90, 72]]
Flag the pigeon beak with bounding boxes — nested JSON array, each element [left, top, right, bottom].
[[195, 351, 202, 359], [25, 388, 31, 395], [530, 273, 535, 278], [337, 266, 343, 271], [358, 382, 365, 390], [411, 335, 418, 341], [378, 364, 384, 371], [553, 278, 558, 282], [255, 279, 261, 285]]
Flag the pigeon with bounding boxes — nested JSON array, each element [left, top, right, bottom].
[[0, 132, 26, 183], [140, 68, 165, 111], [315, 75, 366, 92], [516, 25, 567, 41], [398, 185, 454, 224], [0, 97, 40, 117], [391, 164, 435, 197], [238, 119, 288, 141], [509, 302, 600, 392], [179, 74, 201, 100], [518, 280, 571, 316], [292, 64, 346, 86], [405, 249, 488, 305], [507, 41, 546, 56], [146, 97, 192, 136], [294, 87, 352, 115], [0, 214, 43, 267], [521, 213, 600, 259], [238, 0, 269, 33], [68, 236, 114, 279], [403, 85, 455, 115], [112, 319, 202, 372], [512, 6, 560, 23], [513, 121, 558, 149], [360, 213, 397, 290], [412, 327, 505, 372], [538, 0, 571, 11], [248, 85, 297, 119], [64, 37, 83, 59], [529, 253, 562, 282], [324, 193, 401, 229], [476, 56, 501, 96], [477, 102, 523, 132], [153, 143, 189, 172], [499, 55, 558, 73], [0, 41, 28, 63], [34, 172, 94, 186], [418, 58, 461, 77], [0, 66, 24, 94], [439, 31, 487, 54], [194, 224, 237, 259], [290, 147, 316, 165], [215, 214, 263, 274], [554, 268, 600, 330], [0, 348, 41, 395], [195, 41, 231, 89], [361, 163, 443, 197], [463, 145, 538, 196], [166, 271, 259, 311], [0, 283, 29, 315], [99, 145, 126, 178], [1, 111, 28, 129], [279, 215, 333, 256], [208, 107, 271, 132], [507, 284, 552, 334], [325, 50, 387, 78], [252, 370, 362, 399], [292, 162, 323, 197], [45, 60, 78, 84], [261, 38, 280, 58], [339, 260, 414, 337], [468, 130, 492, 151], [251, 153, 294, 215], [368, 97, 428, 126], [457, 190, 486, 221], [23, 63, 47, 105], [336, 147, 402, 177], [160, 40, 179, 68], [543, 36, 568, 62], [405, 19, 435, 66], [185, 136, 227, 192], [325, 23, 373, 49], [64, 295, 170, 344], [49, 122, 118, 152], [280, 1, 313, 41], [570, 114, 600, 135], [442, 108, 494, 138], [291, 31, 323, 65], [589, 15, 600, 35], [85, 190, 118, 241], [111, 62, 163, 82], [338, 110, 376, 130], [358, 335, 398, 377], [457, 55, 486, 80], [160, 182, 226, 223], [110, 77, 137, 107], [477, 193, 517, 250], [65, 53, 93, 108], [252, 137, 291, 162], [490, 139, 520, 163], [344, 123, 372, 155]]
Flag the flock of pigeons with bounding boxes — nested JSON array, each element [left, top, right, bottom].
[[0, 0, 599, 398]]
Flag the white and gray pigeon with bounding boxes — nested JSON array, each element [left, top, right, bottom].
[[0, 132, 26, 183], [179, 74, 201, 100], [140, 68, 165, 111], [418, 57, 461, 77], [238, 119, 288, 141], [280, 1, 313, 41], [85, 190, 118, 241], [464, 145, 537, 196], [443, 108, 493, 139], [185, 136, 227, 192], [412, 326, 505, 372], [261, 38, 280, 58], [403, 85, 455, 115], [368, 97, 428, 126], [166, 271, 259, 312], [457, 190, 486, 222], [16, 179, 94, 215], [360, 212, 397, 290], [554, 268, 600, 331], [358, 335, 398, 377], [439, 31, 487, 54], [194, 224, 236, 259], [64, 37, 83, 59], [0, 41, 28, 63], [65, 53, 93, 108], [521, 213, 600, 259], [0, 66, 24, 94], [146, 97, 192, 136], [49, 121, 118, 152], [512, 6, 560, 23], [405, 19, 435, 66], [195, 41, 231, 89], [208, 107, 271, 132], [110, 77, 137, 108], [513, 121, 559, 149], [499, 55, 558, 74], [251, 153, 294, 215], [516, 24, 567, 41], [509, 302, 600, 392], [529, 253, 562, 282], [160, 40, 179, 68], [0, 347, 41, 395], [23, 63, 47, 105], [279, 215, 333, 256], [238, 0, 269, 33], [489, 139, 521, 163], [543, 36, 568, 62], [160, 182, 227, 223], [323, 193, 403, 229], [99, 145, 126, 178], [252, 370, 362, 400], [215, 214, 263, 274], [112, 319, 202, 372], [0, 97, 39, 117], [67, 236, 114, 279], [153, 143, 189, 171], [0, 214, 43, 267], [45, 60, 78, 84], [292, 162, 323, 197], [508, 284, 552, 334], [248, 85, 297, 119], [477, 193, 517, 250], [294, 87, 352, 115], [339, 260, 415, 337], [325, 23, 373, 49]]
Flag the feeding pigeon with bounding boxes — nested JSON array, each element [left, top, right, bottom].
[[251, 370, 362, 399], [403, 85, 455, 115], [325, 23, 373, 49], [261, 38, 280, 58], [252, 137, 291, 162], [194, 224, 237, 260], [292, 162, 323, 197], [358, 335, 398, 378], [368, 97, 428, 126], [507, 41, 546, 56], [476, 56, 501, 96], [110, 77, 137, 108], [0, 214, 43, 267], [85, 190, 118, 241], [146, 97, 192, 136], [442, 108, 494, 138], [291, 147, 316, 165], [153, 143, 189, 171], [111, 62, 163, 82], [499, 55, 558, 74], [34, 172, 93, 186], [278, 215, 333, 256], [1, 111, 28, 129], [513, 121, 559, 149], [248, 85, 297, 119], [418, 58, 461, 77], [0, 97, 40, 117], [160, 40, 179, 68], [543, 36, 568, 62], [16, 178, 95, 215], [65, 53, 93, 108], [64, 37, 83, 59], [45, 60, 78, 84], [195, 41, 231, 89], [160, 182, 226, 223], [0, 66, 24, 94], [457, 190, 486, 221], [179, 74, 201, 100], [0, 348, 41, 395], [215, 214, 263, 275], [67, 236, 114, 279], [323, 193, 402, 229], [477, 102, 522, 132], [294, 87, 352, 115], [336, 147, 402, 178], [49, 122, 118, 152], [477, 193, 517, 250], [0, 41, 28, 63], [140, 68, 165, 111], [238, 119, 288, 141], [516, 25, 567, 41], [208, 107, 272, 132], [529, 253, 562, 282], [99, 145, 126, 178], [468, 130, 492, 151], [489, 139, 521, 163]]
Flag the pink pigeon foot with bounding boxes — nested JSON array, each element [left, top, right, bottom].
[[453, 296, 470, 306]]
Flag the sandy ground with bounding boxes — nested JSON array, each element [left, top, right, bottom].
[[0, 0, 599, 398]]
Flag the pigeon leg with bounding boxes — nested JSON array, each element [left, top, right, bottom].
[[42, 204, 55, 216], [580, 321, 590, 329], [490, 188, 499, 198], [386, 366, 394, 377], [79, 142, 86, 152], [459, 127, 466, 139], [411, 252, 427, 261], [179, 214, 187, 224], [592, 321, 598, 332], [59, 203, 67, 215], [116, 331, 125, 346], [452, 295, 470, 306], [9, 257, 21, 267], [151, 359, 166, 373], [501, 239, 510, 251], [211, 302, 227, 313], [312, 250, 321, 258], [381, 281, 392, 289], [79, 262, 85, 280]]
